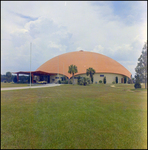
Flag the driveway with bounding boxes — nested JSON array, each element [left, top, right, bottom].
[[1, 84, 62, 91]]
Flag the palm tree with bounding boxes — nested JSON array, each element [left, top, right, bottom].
[[86, 67, 95, 84], [68, 64, 78, 84]]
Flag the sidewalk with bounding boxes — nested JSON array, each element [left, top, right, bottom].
[[1, 84, 61, 91]]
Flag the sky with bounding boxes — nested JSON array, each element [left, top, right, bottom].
[[1, 1, 147, 77]]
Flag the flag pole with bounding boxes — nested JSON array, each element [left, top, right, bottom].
[[30, 42, 32, 87]]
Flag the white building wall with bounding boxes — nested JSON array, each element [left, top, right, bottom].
[[50, 73, 127, 84], [50, 74, 67, 83], [74, 73, 126, 84]]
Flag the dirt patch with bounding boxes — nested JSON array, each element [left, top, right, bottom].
[[110, 85, 115, 87]]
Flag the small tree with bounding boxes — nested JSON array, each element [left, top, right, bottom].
[[99, 80, 102, 83], [68, 64, 78, 85], [13, 76, 17, 83], [135, 41, 147, 89], [86, 67, 95, 84], [134, 75, 141, 89], [6, 72, 12, 83], [115, 77, 118, 84], [103, 76, 106, 84]]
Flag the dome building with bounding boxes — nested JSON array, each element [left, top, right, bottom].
[[35, 50, 131, 84], [13, 50, 131, 84]]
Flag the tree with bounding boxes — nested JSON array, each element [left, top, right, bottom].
[[134, 75, 141, 89], [6, 72, 12, 82], [103, 76, 106, 84], [68, 64, 78, 85], [1, 74, 7, 82], [135, 41, 147, 88], [86, 67, 95, 84], [13, 76, 17, 83]]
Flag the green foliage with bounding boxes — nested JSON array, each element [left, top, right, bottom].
[[99, 80, 102, 83], [68, 64, 78, 84], [115, 77, 118, 84], [3, 80, 7, 83], [86, 67, 95, 84], [103, 76, 106, 84], [13, 76, 17, 83], [135, 41, 147, 88], [69, 80, 72, 84], [77, 76, 81, 85], [134, 75, 141, 89], [78, 77, 90, 86], [134, 83, 141, 89], [58, 80, 61, 84], [6, 72, 12, 83], [128, 78, 132, 84], [61, 80, 68, 84], [112, 81, 115, 84], [1, 75, 7, 82]]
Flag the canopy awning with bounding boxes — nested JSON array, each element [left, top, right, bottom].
[[12, 71, 57, 76]]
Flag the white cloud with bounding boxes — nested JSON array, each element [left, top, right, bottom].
[[1, 1, 147, 77], [91, 45, 104, 54]]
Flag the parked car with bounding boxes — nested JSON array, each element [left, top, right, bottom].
[[37, 81, 47, 84]]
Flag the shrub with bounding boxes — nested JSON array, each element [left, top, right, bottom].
[[77, 76, 81, 85], [13, 76, 17, 83], [124, 77, 127, 83], [78, 77, 90, 86], [103, 77, 106, 84], [3, 80, 7, 83], [61, 80, 68, 84], [69, 80, 72, 84], [112, 81, 115, 84], [64, 80, 68, 84], [58, 80, 61, 84], [115, 77, 118, 84], [128, 78, 132, 84], [134, 83, 141, 89], [99, 80, 102, 83]]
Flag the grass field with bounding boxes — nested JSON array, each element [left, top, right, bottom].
[[1, 84, 147, 149]]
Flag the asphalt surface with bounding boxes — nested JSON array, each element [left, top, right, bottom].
[[1, 84, 61, 91]]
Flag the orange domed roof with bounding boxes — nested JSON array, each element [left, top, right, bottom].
[[36, 51, 131, 78]]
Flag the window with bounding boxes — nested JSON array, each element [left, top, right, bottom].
[[55, 77, 59, 79], [100, 75, 104, 77], [74, 77, 78, 79]]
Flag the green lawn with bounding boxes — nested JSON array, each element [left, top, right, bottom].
[[1, 84, 147, 149]]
